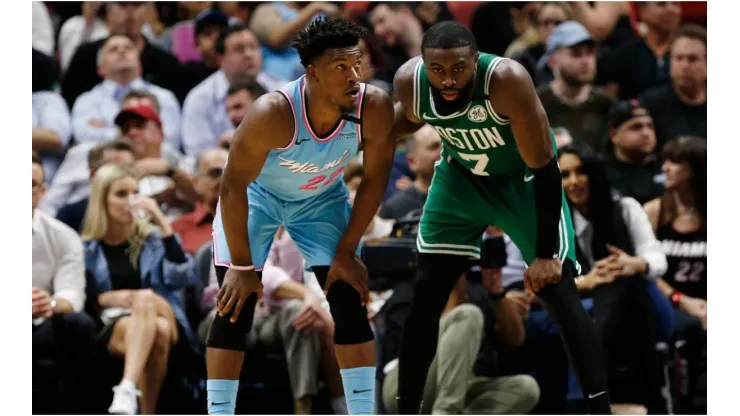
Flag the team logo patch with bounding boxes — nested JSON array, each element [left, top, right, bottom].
[[468, 105, 487, 123]]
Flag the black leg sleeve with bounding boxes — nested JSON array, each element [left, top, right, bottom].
[[396, 253, 470, 414]]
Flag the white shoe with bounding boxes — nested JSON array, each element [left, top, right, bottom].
[[108, 382, 141, 415]]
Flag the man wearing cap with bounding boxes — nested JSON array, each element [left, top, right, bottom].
[[605, 100, 664, 205], [70, 34, 182, 149], [536, 20, 615, 153]]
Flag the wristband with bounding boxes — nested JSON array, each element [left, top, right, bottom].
[[670, 291, 683, 308], [531, 157, 562, 258], [488, 291, 505, 302], [230, 264, 255, 271]]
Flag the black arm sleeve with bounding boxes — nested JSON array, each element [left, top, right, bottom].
[[532, 156, 563, 259]]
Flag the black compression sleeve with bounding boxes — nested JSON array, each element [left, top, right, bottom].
[[532, 156, 562, 259]]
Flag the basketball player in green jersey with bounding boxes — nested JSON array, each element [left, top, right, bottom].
[[391, 21, 612, 414]]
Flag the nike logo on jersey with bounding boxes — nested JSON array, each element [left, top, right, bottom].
[[523, 174, 534, 182], [353, 389, 372, 394], [588, 391, 606, 399], [422, 112, 438, 120], [295, 138, 311, 145]]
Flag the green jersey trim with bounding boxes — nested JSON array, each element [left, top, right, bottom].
[[413, 58, 424, 120], [483, 57, 510, 125]]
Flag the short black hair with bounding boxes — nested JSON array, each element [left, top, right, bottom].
[[421, 21, 478, 53], [88, 140, 135, 172], [226, 77, 267, 99], [292, 17, 367, 68], [216, 23, 252, 55]]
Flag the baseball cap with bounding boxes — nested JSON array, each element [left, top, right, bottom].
[[114, 104, 161, 128], [609, 99, 651, 130], [195, 9, 229, 36], [537, 20, 595, 70]]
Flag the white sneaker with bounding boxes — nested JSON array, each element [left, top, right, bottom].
[[108, 382, 141, 415]]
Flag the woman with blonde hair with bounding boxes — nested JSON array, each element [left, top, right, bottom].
[[82, 164, 196, 415]]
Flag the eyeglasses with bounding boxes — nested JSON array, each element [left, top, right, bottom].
[[204, 167, 224, 180]]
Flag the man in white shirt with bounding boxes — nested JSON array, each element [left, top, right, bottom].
[[32, 152, 96, 414], [181, 24, 285, 155], [71, 33, 182, 148]]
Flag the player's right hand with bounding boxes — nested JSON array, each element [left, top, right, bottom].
[[524, 257, 562, 294], [217, 268, 262, 323], [325, 251, 370, 306]]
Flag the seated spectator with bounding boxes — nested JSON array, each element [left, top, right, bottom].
[[62, 1, 184, 106], [410, 1, 455, 31], [367, 2, 424, 83], [114, 98, 197, 219], [503, 2, 542, 58], [344, 162, 394, 241], [644, 136, 707, 414], [536, 21, 615, 152], [56, 140, 136, 232], [57, 2, 109, 72], [39, 90, 184, 217], [569, 2, 633, 44], [32, 152, 96, 414], [219, 78, 268, 148], [32, 48, 60, 92], [182, 24, 285, 154], [380, 125, 441, 221], [553, 126, 575, 149], [605, 100, 665, 205], [357, 36, 392, 93], [32, 1, 54, 56], [512, 2, 571, 86], [71, 34, 182, 148], [180, 10, 231, 93], [382, 266, 540, 414], [601, 2, 682, 100], [560, 144, 668, 413], [200, 229, 346, 415], [250, 2, 338, 81], [153, 2, 214, 63], [81, 164, 196, 415], [33, 89, 72, 181], [639, 24, 707, 149], [172, 147, 228, 254]]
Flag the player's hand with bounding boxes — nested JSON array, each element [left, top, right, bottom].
[[217, 268, 262, 323], [32, 287, 54, 318], [325, 250, 369, 306], [524, 258, 562, 294], [679, 296, 707, 330]]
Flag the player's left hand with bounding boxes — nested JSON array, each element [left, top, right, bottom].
[[524, 258, 562, 294], [325, 250, 369, 306]]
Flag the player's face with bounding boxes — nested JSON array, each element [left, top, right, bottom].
[[311, 47, 362, 110], [106, 175, 139, 224], [424, 47, 478, 115], [662, 159, 692, 190], [670, 37, 706, 90], [613, 115, 656, 155], [559, 153, 589, 207]]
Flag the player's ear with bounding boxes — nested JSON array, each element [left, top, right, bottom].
[[307, 64, 318, 82]]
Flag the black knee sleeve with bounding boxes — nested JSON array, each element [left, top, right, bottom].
[[205, 293, 258, 351], [326, 281, 374, 345]]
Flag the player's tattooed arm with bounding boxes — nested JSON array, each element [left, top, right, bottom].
[[391, 56, 426, 141], [220, 93, 294, 266], [336, 85, 396, 254], [487, 59, 554, 169]]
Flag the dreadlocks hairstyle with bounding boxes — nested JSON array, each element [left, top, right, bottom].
[[421, 21, 479, 53], [292, 17, 368, 68]]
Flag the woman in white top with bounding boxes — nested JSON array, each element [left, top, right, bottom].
[[559, 144, 669, 413]]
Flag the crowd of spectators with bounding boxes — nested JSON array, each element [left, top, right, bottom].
[[32, 1, 707, 415]]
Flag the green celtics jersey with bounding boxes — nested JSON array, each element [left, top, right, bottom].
[[412, 53, 529, 177]]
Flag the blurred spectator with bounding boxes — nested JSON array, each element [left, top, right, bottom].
[[220, 79, 268, 148], [382, 272, 539, 414], [57, 2, 109, 72], [56, 140, 136, 233], [560, 144, 667, 412], [114, 97, 197, 219], [368, 2, 424, 83], [171, 148, 228, 254], [471, 2, 527, 56], [33, 89, 72, 181], [570, 2, 634, 45], [32, 152, 96, 414], [62, 1, 185, 107], [537, 21, 615, 153], [32, 2, 54, 56], [181, 10, 231, 93], [71, 34, 182, 148], [357, 36, 392, 93], [153, 1, 214, 63], [344, 162, 395, 241], [250, 2, 339, 81], [553, 126, 575, 149], [380, 125, 441, 221], [503, 2, 542, 58], [605, 100, 664, 205], [411, 2, 455, 31], [644, 136, 706, 414], [32, 48, 61, 92], [182, 24, 284, 155], [639, 24, 707, 149], [200, 229, 346, 415], [81, 164, 196, 415], [512, 2, 572, 86], [602, 2, 682, 100]]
